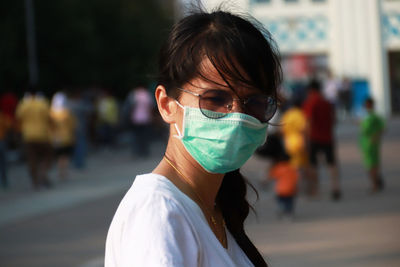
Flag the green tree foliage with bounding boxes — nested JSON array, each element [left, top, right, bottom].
[[0, 0, 174, 97]]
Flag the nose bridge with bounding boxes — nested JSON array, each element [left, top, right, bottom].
[[230, 98, 246, 113]]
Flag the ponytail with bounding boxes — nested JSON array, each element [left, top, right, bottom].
[[217, 170, 268, 267]]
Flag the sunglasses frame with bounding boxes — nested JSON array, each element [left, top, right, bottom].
[[176, 87, 277, 122]]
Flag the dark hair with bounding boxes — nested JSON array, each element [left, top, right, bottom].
[[256, 133, 289, 162], [365, 97, 374, 108], [158, 10, 282, 267], [308, 79, 321, 92], [157, 10, 281, 99]]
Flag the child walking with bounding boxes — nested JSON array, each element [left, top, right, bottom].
[[359, 98, 385, 193], [265, 134, 299, 219]]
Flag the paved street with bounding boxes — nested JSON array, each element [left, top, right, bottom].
[[0, 118, 399, 267]]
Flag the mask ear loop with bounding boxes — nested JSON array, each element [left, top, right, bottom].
[[173, 100, 185, 139]]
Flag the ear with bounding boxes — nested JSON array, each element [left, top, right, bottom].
[[155, 85, 178, 124]]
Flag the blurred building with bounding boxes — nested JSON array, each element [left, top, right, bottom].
[[204, 0, 400, 116]]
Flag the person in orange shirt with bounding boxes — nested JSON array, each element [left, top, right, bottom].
[[266, 134, 299, 219]]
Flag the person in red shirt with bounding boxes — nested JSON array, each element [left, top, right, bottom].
[[303, 79, 341, 201]]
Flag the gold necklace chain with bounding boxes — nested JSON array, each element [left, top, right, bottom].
[[163, 155, 227, 248]]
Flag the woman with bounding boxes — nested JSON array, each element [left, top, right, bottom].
[[105, 10, 281, 267]]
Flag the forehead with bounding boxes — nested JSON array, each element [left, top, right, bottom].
[[186, 58, 260, 95]]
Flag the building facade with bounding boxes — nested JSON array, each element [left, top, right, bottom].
[[204, 0, 400, 116]]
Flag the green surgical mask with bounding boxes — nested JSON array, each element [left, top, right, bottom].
[[174, 102, 268, 173]]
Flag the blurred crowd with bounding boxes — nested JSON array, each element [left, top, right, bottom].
[[0, 73, 385, 210], [258, 74, 385, 220], [0, 86, 165, 191]]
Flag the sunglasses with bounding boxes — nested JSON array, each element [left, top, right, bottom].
[[177, 87, 277, 123]]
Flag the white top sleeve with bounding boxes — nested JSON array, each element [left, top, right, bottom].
[[107, 191, 200, 267]]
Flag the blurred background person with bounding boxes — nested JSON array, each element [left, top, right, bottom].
[[0, 92, 19, 142], [16, 91, 53, 190], [0, 91, 18, 189], [96, 90, 119, 149], [0, 92, 18, 120], [280, 97, 309, 191], [266, 134, 299, 221], [338, 76, 353, 121], [0, 110, 11, 189], [359, 97, 385, 193], [303, 79, 341, 200], [0, 91, 20, 161], [69, 89, 92, 169], [50, 92, 76, 181], [322, 70, 340, 107], [126, 85, 154, 157]]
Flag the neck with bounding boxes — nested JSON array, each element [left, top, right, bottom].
[[154, 137, 224, 210]]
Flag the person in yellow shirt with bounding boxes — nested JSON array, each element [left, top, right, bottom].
[[280, 100, 309, 191], [97, 91, 119, 147], [16, 92, 53, 190], [50, 92, 76, 180]]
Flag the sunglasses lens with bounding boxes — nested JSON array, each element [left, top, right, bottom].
[[245, 96, 277, 122], [197, 89, 276, 122], [199, 90, 232, 118]]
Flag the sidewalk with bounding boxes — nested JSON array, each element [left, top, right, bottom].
[[1, 118, 399, 267], [0, 142, 165, 227]]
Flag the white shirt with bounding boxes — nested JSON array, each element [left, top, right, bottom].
[[323, 78, 340, 104], [131, 88, 153, 125], [105, 173, 254, 267]]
